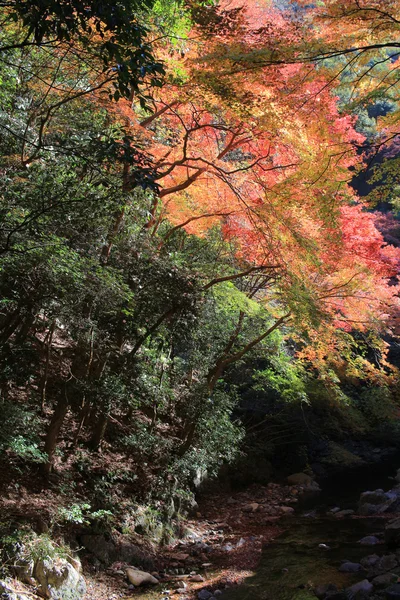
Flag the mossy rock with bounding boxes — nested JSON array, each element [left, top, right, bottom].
[[320, 442, 364, 469]]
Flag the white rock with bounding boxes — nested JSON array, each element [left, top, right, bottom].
[[280, 506, 295, 515], [190, 574, 205, 582], [242, 503, 259, 513], [126, 567, 159, 586]]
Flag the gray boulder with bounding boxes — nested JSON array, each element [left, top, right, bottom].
[[126, 567, 158, 586], [360, 490, 388, 506], [372, 573, 397, 588], [346, 579, 373, 596], [359, 536, 381, 545], [377, 554, 398, 574], [358, 489, 400, 516], [34, 557, 86, 600], [80, 533, 149, 567], [339, 561, 362, 573], [359, 502, 385, 516], [80, 533, 115, 564], [361, 555, 380, 569]]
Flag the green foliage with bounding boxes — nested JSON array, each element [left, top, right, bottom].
[[0, 529, 71, 576], [6, 0, 165, 102], [56, 503, 113, 526], [252, 352, 308, 404], [0, 398, 44, 462]]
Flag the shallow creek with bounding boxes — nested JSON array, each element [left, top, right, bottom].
[[221, 462, 400, 600], [220, 515, 383, 600]]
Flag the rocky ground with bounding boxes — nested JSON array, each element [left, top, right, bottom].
[[80, 473, 400, 600], [84, 481, 312, 600], [10, 471, 400, 600], [0, 477, 319, 600]]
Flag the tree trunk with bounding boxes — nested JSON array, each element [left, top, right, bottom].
[[0, 311, 22, 344], [40, 320, 55, 412], [89, 410, 109, 451], [72, 401, 91, 447], [43, 395, 69, 474], [14, 312, 35, 344]]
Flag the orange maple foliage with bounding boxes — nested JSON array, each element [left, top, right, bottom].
[[101, 0, 400, 362]]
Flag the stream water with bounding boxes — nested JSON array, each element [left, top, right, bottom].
[[222, 460, 400, 600]]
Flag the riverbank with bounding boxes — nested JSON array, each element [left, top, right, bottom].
[[80, 480, 323, 600], [83, 472, 400, 600], [6, 464, 400, 600]]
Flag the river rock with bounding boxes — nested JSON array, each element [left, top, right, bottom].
[[190, 575, 205, 582], [242, 503, 259, 513], [372, 573, 398, 588], [307, 481, 322, 493], [339, 561, 362, 573], [34, 557, 86, 600], [318, 544, 331, 551], [386, 583, 400, 599], [361, 555, 380, 569], [360, 490, 388, 506], [376, 554, 398, 573], [287, 473, 313, 486], [346, 579, 373, 595], [359, 535, 381, 545], [170, 553, 190, 561], [359, 490, 399, 516], [280, 506, 295, 515], [126, 567, 159, 586], [198, 590, 213, 600], [386, 518, 400, 547], [360, 502, 385, 516], [314, 583, 338, 599]]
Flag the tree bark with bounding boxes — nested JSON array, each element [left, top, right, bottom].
[[40, 320, 55, 412], [0, 311, 22, 344], [89, 410, 109, 451], [43, 394, 69, 474]]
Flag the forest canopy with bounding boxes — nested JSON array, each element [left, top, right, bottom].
[[0, 0, 399, 511]]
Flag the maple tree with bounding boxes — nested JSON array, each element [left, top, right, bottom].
[[0, 0, 399, 503], [111, 0, 400, 374]]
